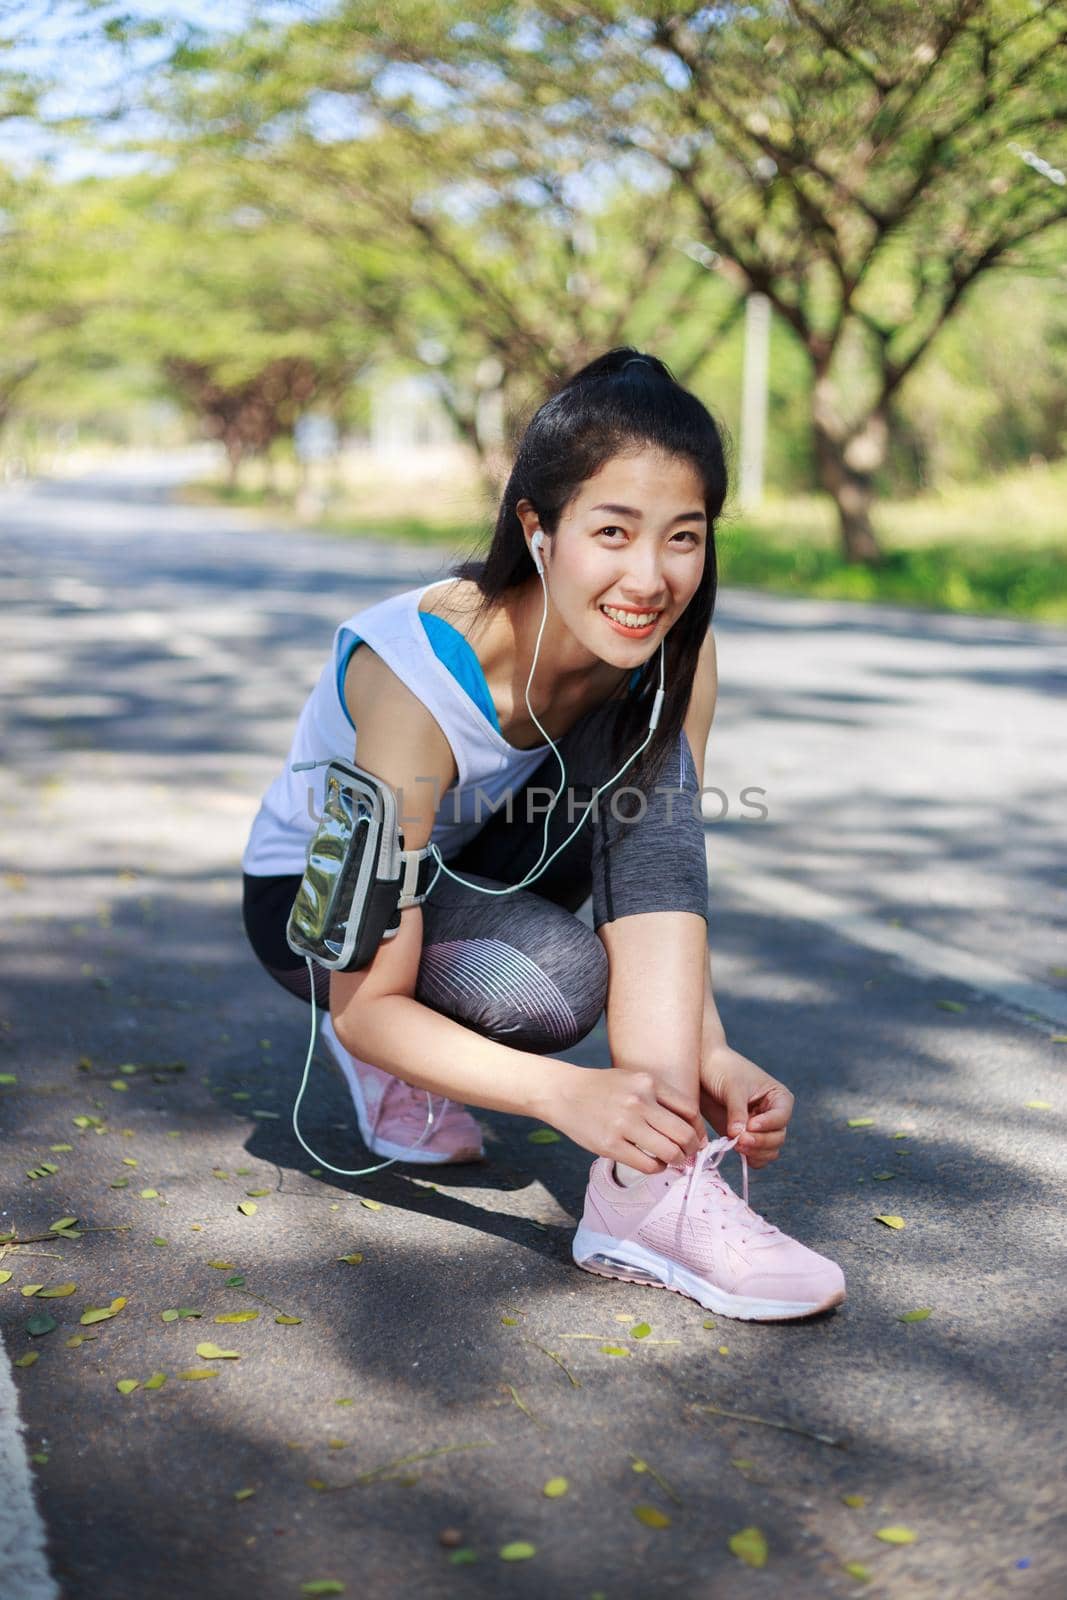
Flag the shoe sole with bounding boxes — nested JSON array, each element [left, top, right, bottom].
[[571, 1223, 846, 1322], [319, 1034, 485, 1166]]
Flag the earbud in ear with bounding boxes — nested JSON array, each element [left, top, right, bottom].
[[531, 529, 545, 575]]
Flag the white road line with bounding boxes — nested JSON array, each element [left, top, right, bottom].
[[710, 846, 1067, 1032], [0, 1333, 60, 1600]]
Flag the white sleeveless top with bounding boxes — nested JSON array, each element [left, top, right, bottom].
[[242, 578, 560, 876]]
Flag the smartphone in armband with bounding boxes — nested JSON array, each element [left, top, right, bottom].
[[285, 758, 438, 972]]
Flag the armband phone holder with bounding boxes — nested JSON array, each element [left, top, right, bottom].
[[285, 758, 437, 972]]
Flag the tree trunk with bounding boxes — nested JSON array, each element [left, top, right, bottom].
[[812, 378, 887, 565]]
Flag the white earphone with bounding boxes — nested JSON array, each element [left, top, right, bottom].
[[422, 523, 667, 901]]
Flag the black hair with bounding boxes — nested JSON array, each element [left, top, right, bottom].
[[449, 346, 727, 798]]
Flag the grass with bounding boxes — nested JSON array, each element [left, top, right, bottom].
[[180, 458, 1067, 624]]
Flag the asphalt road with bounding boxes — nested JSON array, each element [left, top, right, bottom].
[[1, 453, 1065, 1600]]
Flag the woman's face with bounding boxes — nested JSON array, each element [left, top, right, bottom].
[[519, 447, 708, 670]]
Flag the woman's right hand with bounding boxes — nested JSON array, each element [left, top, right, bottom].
[[549, 1064, 708, 1173]]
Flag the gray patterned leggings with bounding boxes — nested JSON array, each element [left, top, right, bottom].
[[242, 700, 709, 1055]]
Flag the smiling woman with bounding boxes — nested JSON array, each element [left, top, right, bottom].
[[240, 345, 846, 1325]]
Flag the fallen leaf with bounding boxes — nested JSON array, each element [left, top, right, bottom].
[[207, 1260, 236, 1269], [195, 1343, 240, 1360], [116, 1379, 140, 1394], [80, 1295, 126, 1325], [300, 1584, 345, 1596], [498, 1542, 536, 1560], [1024, 1100, 1052, 1111], [337, 1253, 364, 1266], [630, 1322, 651, 1339], [176, 1368, 219, 1380], [275, 1314, 303, 1325], [731, 1458, 756, 1472], [139, 1189, 159, 1199], [527, 1128, 560, 1143], [235, 1487, 256, 1501], [237, 1202, 257, 1217], [542, 1477, 568, 1498], [847, 1117, 875, 1128], [899, 1308, 932, 1322], [633, 1506, 671, 1528], [874, 1215, 906, 1229], [359, 1199, 382, 1211], [728, 1526, 768, 1567], [153, 1238, 168, 1248], [599, 1345, 631, 1357], [26, 1313, 58, 1337], [20, 1286, 44, 1297], [246, 1188, 270, 1197], [15, 1352, 40, 1367], [875, 1526, 917, 1545], [841, 1493, 866, 1508], [38, 1284, 76, 1299], [215, 1311, 259, 1324], [843, 1562, 872, 1581], [144, 1372, 167, 1390], [936, 999, 966, 1012], [718, 1345, 729, 1355], [0, 1271, 11, 1284]]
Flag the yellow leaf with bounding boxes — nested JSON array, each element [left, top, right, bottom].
[[875, 1526, 917, 1545], [195, 1343, 240, 1360], [38, 1284, 77, 1298], [599, 1345, 631, 1357], [15, 1352, 40, 1367], [842, 1493, 866, 1508], [299, 1583, 345, 1596], [847, 1117, 875, 1128], [139, 1189, 159, 1199], [630, 1322, 651, 1339], [122, 1158, 138, 1167], [1024, 1100, 1052, 1110], [66, 1335, 87, 1348], [237, 1202, 257, 1216], [728, 1526, 768, 1567], [337, 1253, 364, 1265], [874, 1215, 906, 1229], [21, 1285, 44, 1297], [718, 1345, 729, 1355], [498, 1542, 536, 1560], [50, 1144, 74, 1152], [731, 1458, 756, 1471], [207, 1260, 236, 1269], [899, 1308, 932, 1322], [843, 1562, 872, 1581], [246, 1188, 270, 1197], [359, 1198, 382, 1210], [501, 1315, 518, 1325], [144, 1372, 167, 1390], [235, 1487, 256, 1501], [50, 1217, 79, 1233], [80, 1306, 119, 1325], [275, 1314, 303, 1325], [215, 1311, 259, 1324], [116, 1379, 140, 1394], [176, 1368, 219, 1380], [633, 1505, 671, 1528], [542, 1477, 568, 1498], [0, 1271, 11, 1284]]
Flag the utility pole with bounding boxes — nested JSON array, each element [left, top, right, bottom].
[[739, 292, 770, 510]]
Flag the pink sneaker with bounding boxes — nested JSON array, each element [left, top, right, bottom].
[[320, 1014, 485, 1165], [572, 1135, 845, 1321]]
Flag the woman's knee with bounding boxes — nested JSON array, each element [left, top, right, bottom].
[[415, 916, 608, 1053]]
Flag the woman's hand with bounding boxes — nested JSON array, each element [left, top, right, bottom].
[[550, 1064, 709, 1174], [699, 1042, 794, 1170]]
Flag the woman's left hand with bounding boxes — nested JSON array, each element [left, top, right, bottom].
[[698, 1042, 794, 1169]]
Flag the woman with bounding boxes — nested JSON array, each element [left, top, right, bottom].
[[242, 348, 846, 1322]]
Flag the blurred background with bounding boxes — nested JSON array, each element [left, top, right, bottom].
[[1, 0, 1065, 618]]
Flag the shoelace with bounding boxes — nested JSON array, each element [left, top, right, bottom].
[[677, 1134, 782, 1245]]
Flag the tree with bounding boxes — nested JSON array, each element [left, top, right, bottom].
[[143, 4, 745, 495], [303, 0, 1066, 559]]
